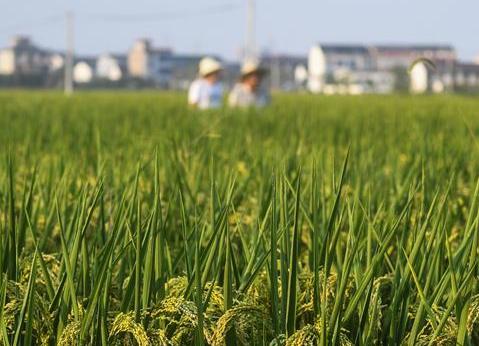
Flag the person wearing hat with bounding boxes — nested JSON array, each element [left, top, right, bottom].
[[228, 60, 270, 108], [188, 57, 224, 110]]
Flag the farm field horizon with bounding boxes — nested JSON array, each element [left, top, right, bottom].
[[2, 92, 479, 345]]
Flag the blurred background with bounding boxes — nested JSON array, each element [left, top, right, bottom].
[[0, 0, 478, 94]]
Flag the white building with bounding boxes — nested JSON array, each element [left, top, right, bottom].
[[96, 53, 127, 81], [308, 44, 381, 94], [308, 43, 458, 94], [454, 63, 479, 90], [128, 39, 173, 87], [73, 58, 96, 84], [49, 53, 65, 71]]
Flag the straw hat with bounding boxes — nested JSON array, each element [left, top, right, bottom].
[[199, 57, 223, 77], [241, 60, 268, 77]]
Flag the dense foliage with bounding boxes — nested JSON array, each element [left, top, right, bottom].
[[2, 92, 479, 345]]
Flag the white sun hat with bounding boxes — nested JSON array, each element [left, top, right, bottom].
[[241, 59, 268, 77], [198, 57, 223, 77]]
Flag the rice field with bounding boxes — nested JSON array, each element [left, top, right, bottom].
[[2, 91, 479, 345]]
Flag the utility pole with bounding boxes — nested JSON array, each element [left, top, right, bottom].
[[64, 11, 74, 95], [245, 0, 256, 61]]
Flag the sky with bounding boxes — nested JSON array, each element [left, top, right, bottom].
[[0, 0, 478, 61]]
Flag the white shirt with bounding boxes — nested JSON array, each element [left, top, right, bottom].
[[228, 83, 270, 108], [188, 79, 224, 109]]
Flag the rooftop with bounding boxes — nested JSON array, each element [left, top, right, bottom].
[[320, 44, 369, 54], [315, 43, 456, 55], [374, 44, 455, 52], [456, 62, 479, 73]]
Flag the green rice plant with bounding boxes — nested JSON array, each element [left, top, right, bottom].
[[1, 92, 479, 344]]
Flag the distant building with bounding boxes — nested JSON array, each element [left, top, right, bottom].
[[96, 53, 127, 81], [167, 54, 206, 89], [321, 44, 374, 72], [49, 53, 65, 71], [454, 63, 479, 90], [128, 38, 229, 89], [1, 33, 477, 94], [127, 39, 174, 87], [345, 70, 396, 94], [373, 45, 457, 92], [128, 39, 150, 77], [0, 36, 54, 75], [371, 45, 456, 71], [308, 44, 379, 94], [308, 43, 458, 94], [308, 44, 376, 93], [260, 54, 308, 90], [294, 65, 308, 89], [73, 57, 96, 84]]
